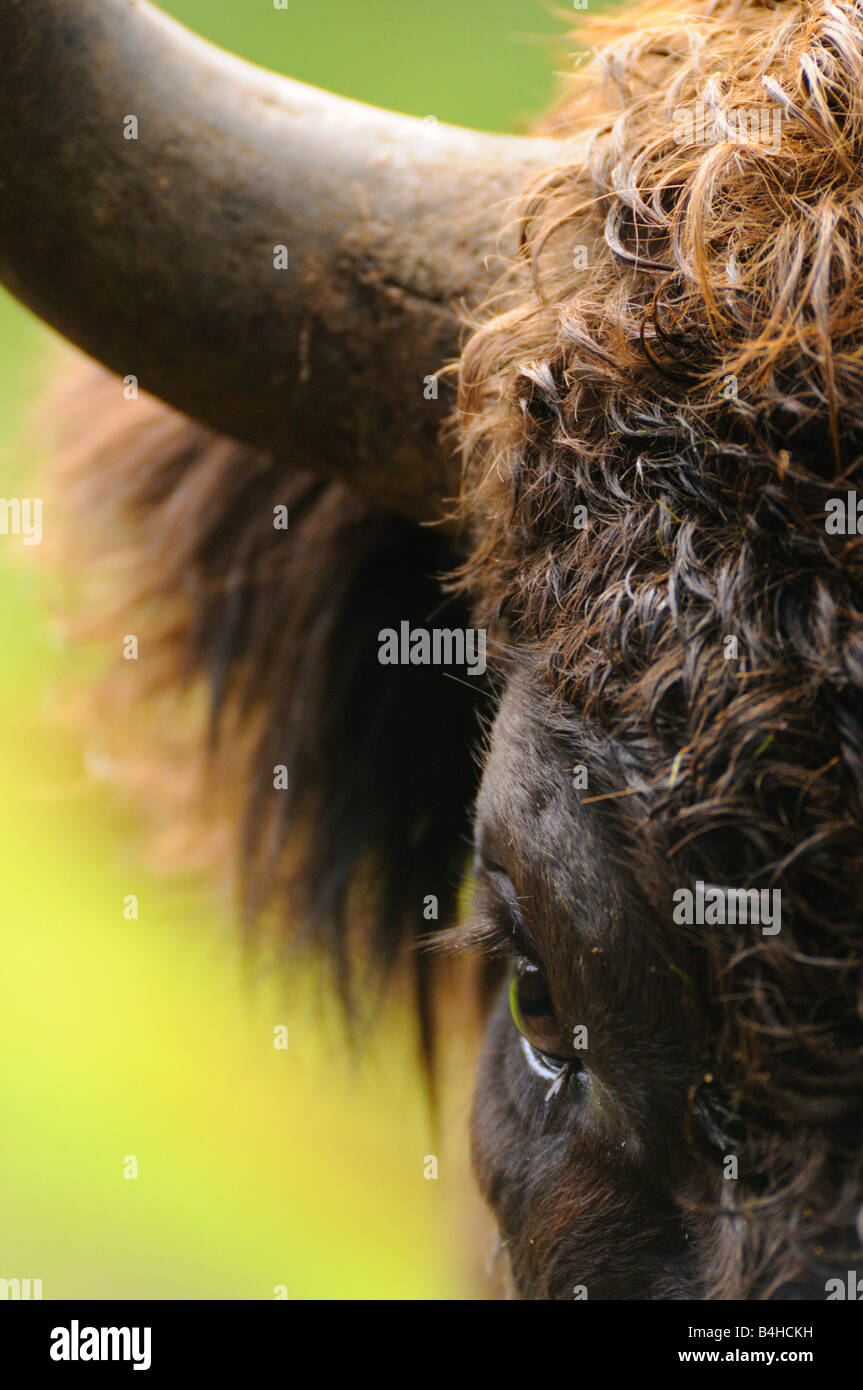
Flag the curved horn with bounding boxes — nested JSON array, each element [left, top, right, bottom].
[[0, 0, 557, 520]]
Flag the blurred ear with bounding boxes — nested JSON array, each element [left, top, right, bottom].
[[48, 361, 484, 1045]]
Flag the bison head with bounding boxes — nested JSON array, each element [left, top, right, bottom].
[[2, 0, 862, 1300]]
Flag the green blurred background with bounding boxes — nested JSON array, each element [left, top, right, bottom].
[[0, 0, 581, 1300]]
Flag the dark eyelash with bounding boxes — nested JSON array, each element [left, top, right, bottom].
[[485, 873, 543, 962], [422, 912, 533, 964]]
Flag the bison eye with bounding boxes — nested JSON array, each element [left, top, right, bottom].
[[509, 961, 573, 1064]]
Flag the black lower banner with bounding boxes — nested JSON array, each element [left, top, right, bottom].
[[3, 1297, 859, 1375]]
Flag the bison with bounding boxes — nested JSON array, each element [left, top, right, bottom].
[[2, 0, 863, 1301]]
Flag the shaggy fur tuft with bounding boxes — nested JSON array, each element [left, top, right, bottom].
[[47, 361, 483, 1048]]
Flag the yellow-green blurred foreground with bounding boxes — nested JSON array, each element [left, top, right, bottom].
[[0, 0, 584, 1299]]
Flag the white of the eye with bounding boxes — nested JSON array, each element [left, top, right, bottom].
[[519, 1034, 558, 1080], [519, 1035, 566, 1102]]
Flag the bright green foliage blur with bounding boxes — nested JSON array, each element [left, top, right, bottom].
[[0, 0, 598, 1300]]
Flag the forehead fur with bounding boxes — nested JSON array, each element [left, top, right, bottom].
[[477, 673, 622, 949]]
